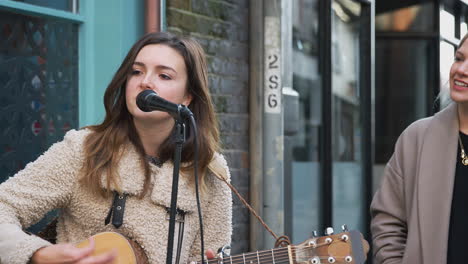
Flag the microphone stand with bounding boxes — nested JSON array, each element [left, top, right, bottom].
[[165, 118, 186, 264]]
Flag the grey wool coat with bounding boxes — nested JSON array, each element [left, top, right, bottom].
[[371, 103, 460, 264], [0, 129, 233, 264]]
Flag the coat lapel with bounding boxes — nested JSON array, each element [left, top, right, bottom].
[[148, 163, 198, 212], [99, 144, 146, 196], [99, 143, 197, 213], [418, 103, 458, 264]]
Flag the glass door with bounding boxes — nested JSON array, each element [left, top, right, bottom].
[[285, 0, 323, 244], [285, 0, 373, 243], [331, 0, 370, 233]]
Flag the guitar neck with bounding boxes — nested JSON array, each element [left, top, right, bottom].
[[190, 230, 368, 264], [195, 247, 291, 264]]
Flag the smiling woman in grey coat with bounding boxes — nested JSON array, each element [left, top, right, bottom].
[[0, 32, 232, 264], [371, 34, 468, 264]]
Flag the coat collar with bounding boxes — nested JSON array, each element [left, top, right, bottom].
[[100, 144, 198, 212], [418, 103, 458, 263]]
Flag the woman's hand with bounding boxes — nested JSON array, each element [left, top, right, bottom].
[[189, 249, 217, 263], [31, 238, 116, 264], [205, 249, 216, 259]]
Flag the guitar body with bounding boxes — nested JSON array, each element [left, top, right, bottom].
[[76, 232, 137, 264]]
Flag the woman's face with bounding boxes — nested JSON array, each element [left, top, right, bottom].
[[125, 44, 191, 122], [450, 39, 468, 103]]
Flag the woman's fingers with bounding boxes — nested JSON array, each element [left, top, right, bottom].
[[76, 249, 117, 264], [205, 248, 216, 259], [31, 237, 117, 264], [31, 239, 96, 264], [67, 238, 96, 262]]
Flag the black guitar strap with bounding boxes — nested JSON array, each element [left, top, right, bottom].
[[105, 191, 128, 228]]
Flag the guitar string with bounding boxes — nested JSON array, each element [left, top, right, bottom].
[[191, 253, 349, 264], [200, 254, 348, 264], [205, 252, 350, 263], [201, 243, 349, 262], [188, 253, 350, 264], [188, 242, 351, 264]]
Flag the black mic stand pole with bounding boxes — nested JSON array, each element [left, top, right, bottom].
[[165, 118, 186, 264]]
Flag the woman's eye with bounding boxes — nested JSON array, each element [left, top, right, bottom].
[[132, 69, 142, 75], [160, 74, 171, 80], [455, 56, 464, 62]]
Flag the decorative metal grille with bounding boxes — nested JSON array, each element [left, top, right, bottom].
[[0, 10, 78, 183]]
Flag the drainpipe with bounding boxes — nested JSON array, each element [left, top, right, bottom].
[[145, 0, 160, 32], [249, 0, 265, 251], [262, 0, 284, 249], [250, 0, 285, 250]]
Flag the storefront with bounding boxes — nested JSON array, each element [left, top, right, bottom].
[[277, 0, 374, 246], [0, 0, 144, 231], [3, 0, 468, 260]]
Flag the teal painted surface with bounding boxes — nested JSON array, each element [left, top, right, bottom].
[[78, 0, 144, 127], [78, 0, 95, 127], [0, 0, 83, 22], [161, 0, 166, 31]]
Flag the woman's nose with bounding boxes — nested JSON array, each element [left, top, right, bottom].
[[141, 74, 155, 89], [458, 61, 468, 76]]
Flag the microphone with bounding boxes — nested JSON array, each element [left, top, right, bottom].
[[136, 90, 193, 119]]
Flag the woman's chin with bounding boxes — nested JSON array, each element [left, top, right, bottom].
[[450, 92, 468, 104], [133, 111, 173, 123]]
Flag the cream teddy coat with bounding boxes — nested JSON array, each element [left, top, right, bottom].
[[0, 129, 233, 264]]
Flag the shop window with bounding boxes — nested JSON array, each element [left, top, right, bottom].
[[331, 0, 365, 233], [0, 10, 79, 182], [375, 1, 438, 164], [376, 2, 435, 32], [375, 39, 434, 163], [440, 9, 455, 39]]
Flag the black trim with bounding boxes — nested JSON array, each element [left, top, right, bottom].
[[360, 3, 374, 263], [319, 0, 333, 229], [353, 0, 371, 4], [455, 1, 461, 39], [376, 32, 439, 39], [433, 0, 441, 114]]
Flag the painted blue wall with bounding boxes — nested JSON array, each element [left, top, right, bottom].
[[79, 0, 144, 127]]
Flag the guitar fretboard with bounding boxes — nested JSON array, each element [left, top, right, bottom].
[[195, 247, 291, 264]]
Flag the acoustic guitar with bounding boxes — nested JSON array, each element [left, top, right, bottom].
[[76, 228, 369, 264]]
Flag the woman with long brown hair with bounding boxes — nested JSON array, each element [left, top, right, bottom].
[[0, 32, 232, 264]]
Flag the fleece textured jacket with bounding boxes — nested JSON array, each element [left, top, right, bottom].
[[0, 129, 233, 264]]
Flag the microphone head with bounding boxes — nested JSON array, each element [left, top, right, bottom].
[[135, 89, 193, 119], [136, 90, 157, 112]]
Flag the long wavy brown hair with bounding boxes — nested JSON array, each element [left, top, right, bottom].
[[80, 32, 221, 198]]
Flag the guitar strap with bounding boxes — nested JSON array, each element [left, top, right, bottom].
[[105, 191, 128, 228], [213, 174, 291, 247]]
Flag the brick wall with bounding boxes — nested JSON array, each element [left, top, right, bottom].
[[166, 0, 250, 254]]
